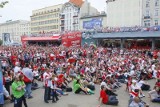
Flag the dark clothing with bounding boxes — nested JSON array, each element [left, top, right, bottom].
[[44, 87, 51, 102], [152, 98, 160, 103], [14, 97, 22, 107], [52, 90, 59, 102], [105, 89, 117, 96], [106, 96, 119, 105], [75, 88, 87, 94], [21, 95, 28, 107], [141, 84, 150, 91]]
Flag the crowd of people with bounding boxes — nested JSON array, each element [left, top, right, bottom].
[[25, 25, 160, 38], [0, 45, 160, 107]]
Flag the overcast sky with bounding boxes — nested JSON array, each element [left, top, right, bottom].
[[0, 0, 106, 23]]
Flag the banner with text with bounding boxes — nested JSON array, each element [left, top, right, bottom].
[[61, 32, 81, 48], [83, 18, 102, 29]]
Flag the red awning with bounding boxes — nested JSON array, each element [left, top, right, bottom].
[[22, 36, 61, 41]]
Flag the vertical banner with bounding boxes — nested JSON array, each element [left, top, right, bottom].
[[61, 32, 82, 48], [21, 36, 27, 48], [0, 61, 4, 105], [2, 33, 11, 45]]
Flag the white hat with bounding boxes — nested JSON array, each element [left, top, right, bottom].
[[132, 80, 137, 83]]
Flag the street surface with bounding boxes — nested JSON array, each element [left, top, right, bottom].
[[4, 79, 159, 107]]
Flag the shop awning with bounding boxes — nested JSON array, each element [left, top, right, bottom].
[[22, 36, 61, 41]]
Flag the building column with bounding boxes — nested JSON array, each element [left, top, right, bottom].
[[120, 39, 124, 49], [151, 39, 155, 51]]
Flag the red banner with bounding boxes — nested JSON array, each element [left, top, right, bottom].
[[61, 32, 81, 48], [21, 36, 27, 48]]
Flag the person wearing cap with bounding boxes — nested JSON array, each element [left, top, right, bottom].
[[131, 80, 145, 98]]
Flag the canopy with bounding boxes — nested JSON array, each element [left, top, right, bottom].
[[22, 36, 61, 41], [93, 31, 160, 39]]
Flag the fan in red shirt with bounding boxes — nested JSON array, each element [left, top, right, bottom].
[[98, 85, 118, 106]]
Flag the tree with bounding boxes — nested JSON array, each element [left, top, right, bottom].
[[0, 1, 9, 8]]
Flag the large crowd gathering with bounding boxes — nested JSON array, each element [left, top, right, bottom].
[[1, 45, 160, 107]]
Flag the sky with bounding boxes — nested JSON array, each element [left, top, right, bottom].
[[0, 0, 107, 23]]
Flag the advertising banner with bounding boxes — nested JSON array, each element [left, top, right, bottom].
[[2, 33, 11, 45], [21, 36, 27, 48], [83, 18, 102, 29], [62, 32, 82, 48], [81, 33, 96, 47]]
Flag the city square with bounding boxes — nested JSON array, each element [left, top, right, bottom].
[[0, 0, 160, 107]]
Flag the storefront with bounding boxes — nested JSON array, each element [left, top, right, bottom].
[[21, 35, 61, 47], [92, 31, 160, 50]]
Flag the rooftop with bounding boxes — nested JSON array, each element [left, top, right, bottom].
[[69, 0, 84, 7]]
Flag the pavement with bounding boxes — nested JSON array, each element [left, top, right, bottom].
[[4, 79, 160, 107]]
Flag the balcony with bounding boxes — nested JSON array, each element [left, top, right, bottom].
[[73, 15, 78, 17], [60, 17, 65, 20], [73, 22, 78, 25], [60, 24, 64, 26], [60, 14, 65, 20], [144, 16, 151, 19]]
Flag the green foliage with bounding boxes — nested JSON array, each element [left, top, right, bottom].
[[0, 1, 9, 8], [0, 40, 3, 46]]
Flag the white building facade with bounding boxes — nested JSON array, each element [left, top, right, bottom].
[[0, 20, 30, 42], [79, 0, 107, 30], [31, 4, 62, 34], [60, 0, 84, 31], [143, 0, 160, 27], [106, 0, 160, 27], [106, 0, 143, 27]]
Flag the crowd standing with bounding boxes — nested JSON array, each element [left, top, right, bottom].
[[0, 45, 160, 107]]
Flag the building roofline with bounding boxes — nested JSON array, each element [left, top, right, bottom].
[[0, 20, 30, 26], [32, 4, 63, 12], [80, 14, 107, 19]]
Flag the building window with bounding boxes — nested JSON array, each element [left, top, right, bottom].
[[155, 0, 159, 6], [146, 10, 150, 16], [155, 20, 158, 25], [146, 0, 150, 7], [144, 20, 150, 27], [155, 10, 158, 16]]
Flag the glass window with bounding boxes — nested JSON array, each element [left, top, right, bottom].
[[146, 0, 150, 7], [155, 10, 158, 16], [144, 20, 150, 27], [146, 10, 150, 16], [155, 0, 159, 6], [155, 20, 158, 25]]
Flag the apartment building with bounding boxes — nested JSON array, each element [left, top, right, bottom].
[[30, 4, 62, 34], [143, 0, 160, 27], [60, 0, 84, 31], [0, 20, 30, 42]]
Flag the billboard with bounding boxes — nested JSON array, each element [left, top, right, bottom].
[[81, 33, 96, 47], [61, 32, 81, 48], [2, 33, 11, 45], [83, 18, 102, 29]]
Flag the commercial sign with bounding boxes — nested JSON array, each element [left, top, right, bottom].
[[83, 18, 102, 29], [81, 33, 96, 47], [61, 32, 81, 48]]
